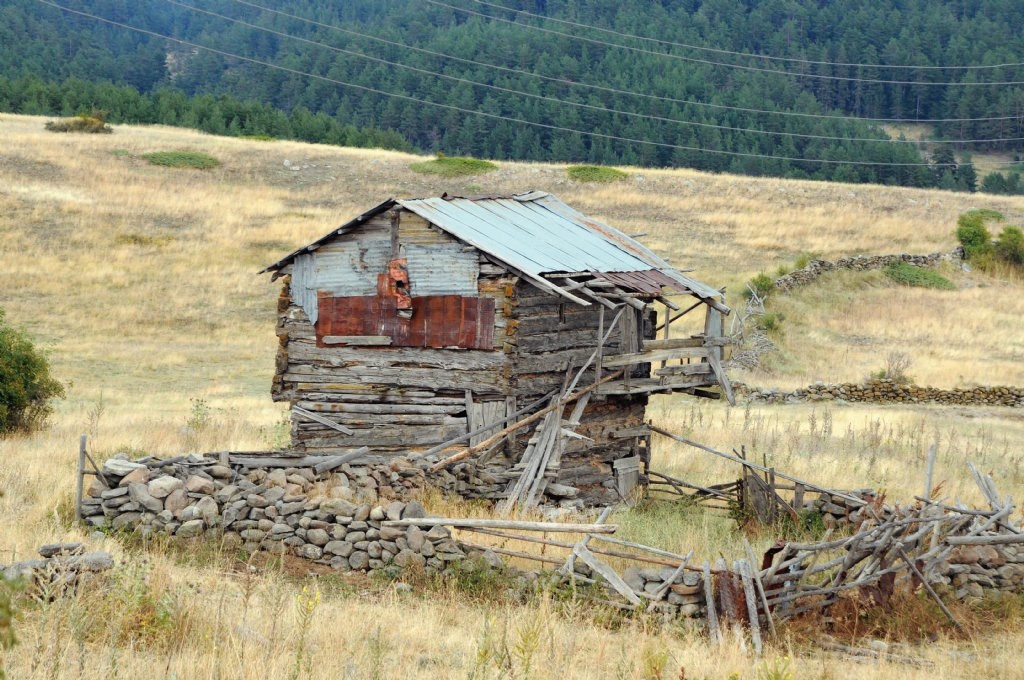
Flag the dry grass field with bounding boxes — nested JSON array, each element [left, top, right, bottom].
[[3, 112, 1024, 678]]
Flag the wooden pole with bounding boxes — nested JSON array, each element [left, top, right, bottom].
[[75, 434, 86, 522], [896, 546, 964, 634], [744, 538, 778, 638], [382, 518, 618, 533], [595, 305, 604, 394], [924, 443, 937, 500], [704, 560, 722, 647]]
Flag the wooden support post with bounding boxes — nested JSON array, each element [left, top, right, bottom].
[[505, 396, 517, 455], [704, 560, 721, 647], [924, 443, 937, 500], [595, 305, 604, 394], [660, 301, 671, 370], [75, 434, 86, 522], [737, 559, 763, 654], [744, 539, 778, 639], [389, 209, 401, 259], [794, 483, 805, 513]]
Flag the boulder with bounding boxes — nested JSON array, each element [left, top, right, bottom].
[[354, 504, 372, 522], [128, 482, 164, 514], [321, 498, 358, 518], [295, 544, 323, 560], [330, 556, 350, 571], [386, 501, 406, 521], [394, 549, 426, 569], [176, 519, 206, 538], [369, 506, 386, 521], [401, 500, 426, 519], [265, 469, 288, 488], [306, 529, 330, 546], [348, 551, 370, 570], [481, 549, 503, 570], [195, 496, 219, 524], [215, 484, 238, 504], [86, 477, 109, 498], [111, 512, 143, 530], [103, 459, 145, 478], [407, 530, 427, 553], [623, 566, 645, 594], [148, 476, 185, 499], [118, 467, 151, 487], [209, 465, 233, 479], [325, 541, 354, 557], [185, 475, 215, 495]]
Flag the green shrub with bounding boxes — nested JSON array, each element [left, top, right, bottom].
[[775, 263, 791, 277], [955, 211, 993, 260], [44, 110, 112, 133], [0, 309, 65, 434], [885, 263, 956, 290], [143, 151, 220, 169], [111, 149, 129, 156], [794, 251, 822, 269], [743, 271, 775, 299], [758, 311, 785, 332], [408, 154, 497, 177], [240, 134, 276, 141], [565, 165, 629, 182], [995, 226, 1024, 265]]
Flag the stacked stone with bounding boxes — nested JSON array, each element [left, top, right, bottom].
[[932, 545, 1024, 600], [1, 542, 113, 584], [737, 380, 1024, 408], [619, 565, 706, 618], [424, 460, 508, 499], [803, 490, 892, 527], [772, 249, 958, 293]]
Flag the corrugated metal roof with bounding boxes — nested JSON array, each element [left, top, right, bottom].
[[261, 192, 723, 304]]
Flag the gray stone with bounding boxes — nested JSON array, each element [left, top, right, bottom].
[[128, 482, 164, 514], [679, 604, 701, 617], [407, 530, 427, 552], [180, 505, 200, 522], [279, 501, 305, 515], [321, 498, 358, 518], [420, 542, 435, 558], [295, 544, 323, 560], [186, 475, 215, 495], [263, 487, 286, 504], [148, 476, 184, 499], [659, 566, 682, 583], [401, 500, 426, 519], [38, 542, 83, 558], [369, 506, 386, 521], [426, 525, 450, 541], [111, 512, 142, 530], [481, 549, 503, 569], [386, 501, 406, 521], [101, 487, 129, 500], [638, 568, 663, 581], [247, 494, 269, 508], [103, 459, 146, 478], [283, 536, 305, 547], [623, 566, 645, 593], [176, 519, 205, 538], [221, 505, 241, 528], [306, 529, 330, 546], [325, 541, 354, 557], [346, 531, 366, 544], [330, 556, 350, 571], [348, 551, 370, 570], [380, 526, 405, 541], [209, 465, 233, 479], [87, 477, 109, 498], [367, 542, 383, 559], [240, 529, 267, 542], [118, 467, 151, 487], [215, 484, 238, 504], [354, 504, 372, 522], [682, 572, 701, 587], [394, 549, 425, 569]]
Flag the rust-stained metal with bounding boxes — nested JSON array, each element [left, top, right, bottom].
[[591, 270, 681, 295], [316, 295, 494, 350]]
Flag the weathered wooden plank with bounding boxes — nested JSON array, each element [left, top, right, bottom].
[[653, 363, 712, 377], [296, 401, 463, 415], [601, 347, 709, 368], [573, 543, 642, 605], [292, 406, 354, 435], [383, 518, 618, 533], [296, 413, 448, 427], [287, 343, 508, 370], [282, 366, 506, 393], [322, 335, 392, 346], [643, 337, 704, 350], [518, 329, 621, 354]]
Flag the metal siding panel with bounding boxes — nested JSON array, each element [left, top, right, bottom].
[[405, 244, 479, 297], [292, 253, 318, 326], [314, 241, 390, 297]]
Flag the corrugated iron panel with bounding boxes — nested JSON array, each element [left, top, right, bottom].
[[314, 241, 390, 297], [404, 244, 479, 297], [291, 253, 318, 326], [316, 295, 494, 350]]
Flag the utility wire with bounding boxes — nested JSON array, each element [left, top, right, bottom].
[[426, 0, 1024, 86], [465, 0, 1024, 71], [228, 0, 1024, 125], [35, 0, 1022, 167], [164, 0, 1024, 145]]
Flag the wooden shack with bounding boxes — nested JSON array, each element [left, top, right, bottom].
[[261, 191, 731, 505]]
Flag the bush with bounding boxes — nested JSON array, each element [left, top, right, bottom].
[[995, 226, 1024, 265], [743, 271, 775, 299], [955, 211, 994, 260], [143, 151, 219, 169], [565, 165, 628, 182], [793, 251, 821, 269], [885, 263, 956, 290], [44, 110, 112, 133], [0, 309, 64, 434], [408, 154, 497, 177]]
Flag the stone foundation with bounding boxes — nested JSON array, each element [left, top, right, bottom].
[[736, 379, 1024, 408]]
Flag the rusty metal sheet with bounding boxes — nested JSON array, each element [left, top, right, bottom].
[[316, 295, 494, 350]]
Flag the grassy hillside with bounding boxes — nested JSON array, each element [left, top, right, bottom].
[[3, 114, 1024, 678]]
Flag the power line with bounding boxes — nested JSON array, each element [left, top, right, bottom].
[[425, 0, 1024, 86], [35, 0, 1021, 168], [228, 0, 1024, 125], [465, 0, 1024, 72], [164, 0, 1024, 146]]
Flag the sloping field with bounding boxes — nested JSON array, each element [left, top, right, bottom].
[[3, 114, 1024, 678]]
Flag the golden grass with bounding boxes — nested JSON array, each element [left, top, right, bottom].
[[4, 113, 1024, 678]]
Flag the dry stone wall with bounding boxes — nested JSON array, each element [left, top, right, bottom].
[[772, 248, 963, 293], [737, 379, 1024, 408]]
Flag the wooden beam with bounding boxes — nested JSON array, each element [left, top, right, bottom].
[[601, 346, 709, 368], [322, 336, 392, 346], [383, 518, 618, 533], [292, 406, 355, 435]]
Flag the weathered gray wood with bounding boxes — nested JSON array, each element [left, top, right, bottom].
[[645, 550, 693, 612], [601, 346, 709, 368], [312, 447, 372, 474], [292, 406, 355, 435], [297, 401, 462, 415], [573, 543, 642, 606], [896, 546, 964, 633], [297, 413, 449, 427], [382, 518, 618, 533], [737, 559, 763, 654], [287, 342, 507, 370], [704, 561, 721, 647], [644, 337, 704, 351], [706, 351, 735, 406], [322, 336, 393, 346], [653, 363, 713, 377], [230, 455, 370, 468], [924, 443, 937, 500], [75, 434, 86, 522], [744, 539, 777, 639], [944, 534, 1024, 545], [389, 208, 400, 259]]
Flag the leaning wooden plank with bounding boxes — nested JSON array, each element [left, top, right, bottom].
[[456, 539, 567, 566], [706, 351, 736, 406], [704, 561, 721, 647], [292, 406, 355, 435], [737, 559, 763, 655], [312, 447, 371, 474], [744, 539, 777, 639], [646, 550, 693, 612], [322, 335, 392, 346], [429, 370, 625, 472], [573, 543, 642, 606], [382, 518, 618, 533], [563, 506, 613, 575], [601, 346, 710, 368]]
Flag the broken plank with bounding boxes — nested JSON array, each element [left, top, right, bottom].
[[292, 406, 354, 435], [573, 543, 642, 606], [322, 335, 392, 346], [601, 346, 709, 368]]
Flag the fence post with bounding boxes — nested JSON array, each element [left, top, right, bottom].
[[75, 434, 87, 522]]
